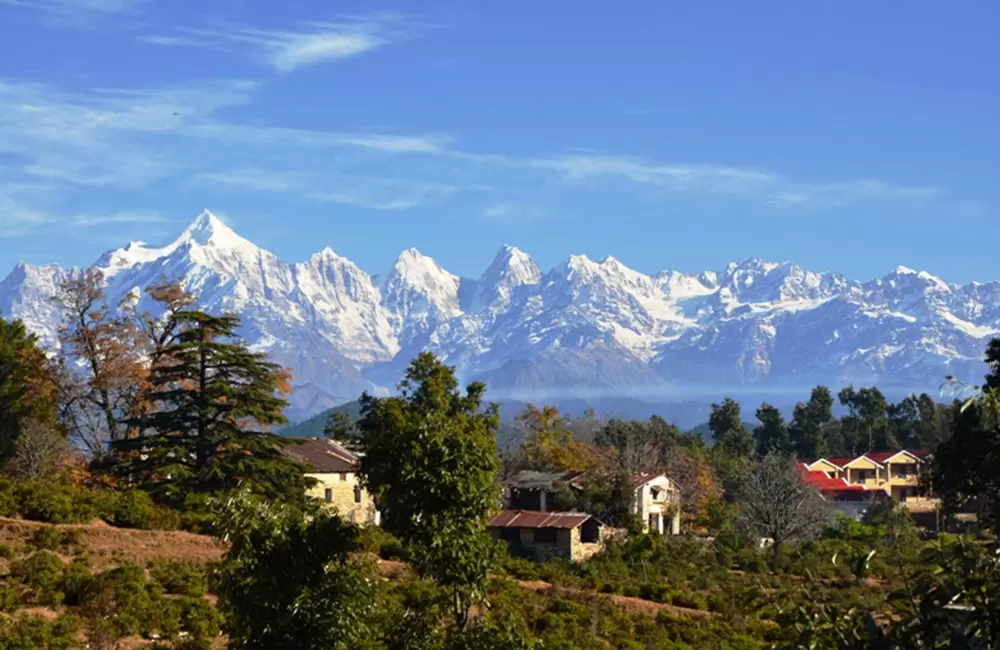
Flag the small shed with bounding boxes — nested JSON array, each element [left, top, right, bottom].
[[488, 509, 610, 562]]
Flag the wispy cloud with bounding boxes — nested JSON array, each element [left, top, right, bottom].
[[143, 16, 413, 72], [0, 76, 975, 235], [532, 153, 945, 208], [196, 168, 461, 211], [72, 211, 168, 226], [1, 0, 144, 16]]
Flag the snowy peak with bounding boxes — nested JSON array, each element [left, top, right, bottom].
[[472, 245, 542, 311], [3, 209, 1000, 423], [171, 210, 259, 255], [378, 248, 461, 341]]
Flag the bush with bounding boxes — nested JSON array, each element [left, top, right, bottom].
[[11, 551, 66, 606], [0, 584, 20, 613], [108, 489, 155, 529], [150, 560, 208, 597], [28, 525, 62, 551], [0, 543, 15, 559], [0, 615, 79, 650], [61, 559, 94, 607], [82, 563, 158, 636]]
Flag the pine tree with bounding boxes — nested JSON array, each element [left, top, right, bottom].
[[753, 402, 791, 457], [788, 386, 834, 459], [0, 314, 60, 463], [112, 310, 307, 505], [709, 398, 754, 460]]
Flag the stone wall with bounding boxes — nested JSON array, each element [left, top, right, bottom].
[[308, 471, 379, 525]]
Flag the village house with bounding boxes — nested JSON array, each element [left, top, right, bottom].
[[503, 469, 682, 536], [488, 510, 614, 562], [280, 438, 380, 525], [802, 449, 932, 503], [631, 473, 682, 535]]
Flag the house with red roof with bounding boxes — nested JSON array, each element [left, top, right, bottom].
[[801, 448, 933, 503]]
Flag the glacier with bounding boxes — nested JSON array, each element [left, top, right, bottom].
[[1, 210, 994, 422]]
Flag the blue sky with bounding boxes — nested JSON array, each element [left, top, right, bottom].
[[0, 0, 996, 283]]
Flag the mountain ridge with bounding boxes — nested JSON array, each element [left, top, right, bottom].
[[1, 210, 994, 422]]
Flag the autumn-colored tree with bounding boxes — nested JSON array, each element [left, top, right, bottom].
[[55, 270, 147, 455], [517, 404, 599, 472], [0, 314, 60, 463]]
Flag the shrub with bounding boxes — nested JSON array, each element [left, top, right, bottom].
[[108, 489, 155, 529], [150, 560, 208, 597], [14, 482, 83, 524], [0, 584, 20, 613], [61, 559, 94, 607], [11, 551, 66, 606], [82, 563, 156, 637], [0, 615, 79, 650], [28, 525, 62, 551], [0, 543, 15, 559]]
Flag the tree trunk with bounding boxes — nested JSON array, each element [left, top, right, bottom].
[[195, 324, 209, 476]]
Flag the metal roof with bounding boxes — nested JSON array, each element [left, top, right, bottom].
[[488, 509, 594, 529], [505, 470, 584, 490]]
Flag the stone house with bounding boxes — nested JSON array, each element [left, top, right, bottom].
[[488, 509, 613, 562], [280, 437, 379, 525]]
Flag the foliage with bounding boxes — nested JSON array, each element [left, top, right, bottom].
[[215, 490, 383, 650], [788, 386, 835, 459], [352, 352, 502, 629], [517, 404, 600, 473], [753, 402, 790, 457], [710, 398, 755, 461], [0, 314, 59, 464], [0, 615, 79, 650], [54, 270, 147, 456], [111, 309, 310, 507]]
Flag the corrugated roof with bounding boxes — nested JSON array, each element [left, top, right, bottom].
[[505, 470, 584, 490], [280, 438, 359, 473], [488, 509, 593, 529]]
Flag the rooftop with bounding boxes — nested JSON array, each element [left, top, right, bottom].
[[280, 437, 359, 473], [488, 509, 596, 529]]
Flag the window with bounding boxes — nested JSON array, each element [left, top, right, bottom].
[[354, 485, 362, 503], [501, 527, 521, 543], [533, 528, 558, 544], [339, 473, 347, 481], [324, 488, 332, 503]]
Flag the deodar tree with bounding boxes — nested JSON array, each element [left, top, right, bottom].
[[112, 309, 307, 505], [352, 352, 501, 631]]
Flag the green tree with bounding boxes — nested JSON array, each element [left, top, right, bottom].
[[215, 491, 383, 649], [352, 352, 501, 630], [788, 386, 835, 459], [112, 310, 307, 505], [838, 385, 893, 452], [753, 402, 791, 457], [0, 314, 59, 464], [709, 397, 754, 460]]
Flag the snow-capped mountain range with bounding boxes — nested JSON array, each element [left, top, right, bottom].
[[1, 210, 995, 421]]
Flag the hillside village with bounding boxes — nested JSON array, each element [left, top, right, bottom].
[[0, 273, 997, 648]]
